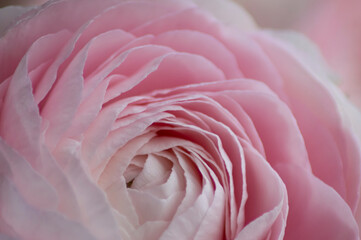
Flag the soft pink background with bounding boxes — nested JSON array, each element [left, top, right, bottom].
[[238, 0, 361, 109]]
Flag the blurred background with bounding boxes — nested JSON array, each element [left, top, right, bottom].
[[238, 0, 319, 28], [239, 0, 361, 109], [0, 0, 47, 7]]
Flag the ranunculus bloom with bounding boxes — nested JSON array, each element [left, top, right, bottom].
[[0, 0, 360, 239]]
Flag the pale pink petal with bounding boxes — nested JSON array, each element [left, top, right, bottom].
[[81, 106, 123, 166], [90, 108, 172, 172], [130, 221, 168, 240], [76, 0, 193, 42], [152, 30, 243, 78], [1, 178, 96, 240], [0, 6, 32, 36], [128, 189, 183, 224], [233, 91, 310, 169], [0, 138, 57, 211], [62, 31, 136, 139], [156, 116, 237, 238], [255, 32, 361, 210], [88, 44, 223, 101], [212, 93, 265, 157], [82, 30, 135, 79], [104, 45, 173, 80], [53, 139, 122, 240], [98, 133, 156, 225], [41, 43, 84, 149], [163, 148, 225, 240], [159, 149, 222, 239], [27, 30, 72, 103], [236, 140, 287, 240], [0, 0, 120, 81], [121, 53, 225, 98], [276, 163, 359, 240], [82, 45, 172, 102], [222, 34, 287, 100], [0, 57, 42, 161], [64, 74, 110, 140], [37, 145, 83, 221], [1, 71, 84, 223], [131, 8, 220, 37]]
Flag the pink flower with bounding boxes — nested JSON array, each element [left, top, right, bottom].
[[0, 0, 360, 239]]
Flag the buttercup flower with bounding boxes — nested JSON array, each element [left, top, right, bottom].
[[0, 0, 360, 239]]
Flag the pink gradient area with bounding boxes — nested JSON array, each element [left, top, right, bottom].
[[0, 0, 360, 239], [299, 0, 361, 110]]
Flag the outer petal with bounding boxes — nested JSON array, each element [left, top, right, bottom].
[[0, 6, 32, 36], [254, 31, 361, 212], [276, 163, 359, 240], [236, 140, 288, 240], [0, 0, 120, 81], [0, 138, 57, 212], [0, 177, 97, 240]]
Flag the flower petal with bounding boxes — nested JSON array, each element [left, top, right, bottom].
[[276, 163, 359, 240]]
